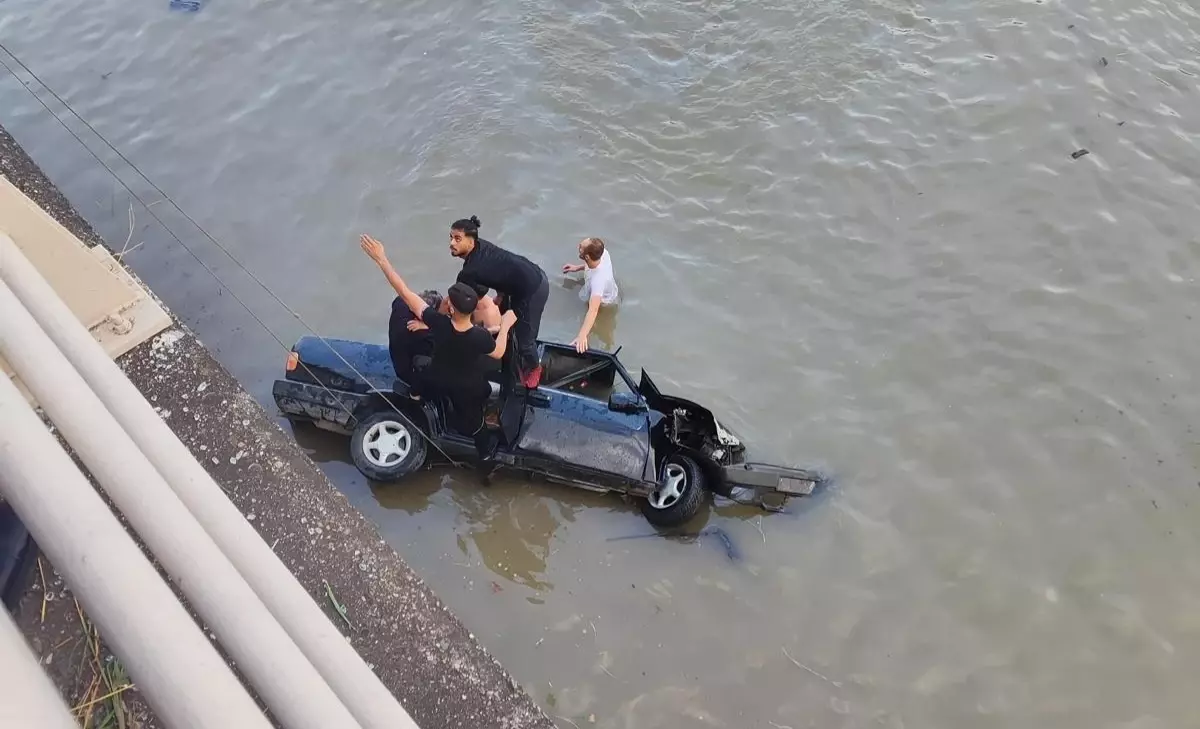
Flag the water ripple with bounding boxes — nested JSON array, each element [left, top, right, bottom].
[[2, 0, 1200, 724]]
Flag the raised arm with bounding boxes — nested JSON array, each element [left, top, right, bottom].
[[488, 311, 518, 360], [570, 295, 602, 353], [360, 234, 427, 318]]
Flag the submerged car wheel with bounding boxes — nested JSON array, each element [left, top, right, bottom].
[[640, 453, 707, 527], [350, 410, 427, 482]]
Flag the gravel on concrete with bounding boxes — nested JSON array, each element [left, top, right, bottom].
[[2, 124, 556, 729]]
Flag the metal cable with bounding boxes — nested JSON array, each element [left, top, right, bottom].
[[0, 43, 461, 467]]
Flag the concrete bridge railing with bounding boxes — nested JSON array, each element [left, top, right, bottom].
[[0, 232, 420, 728]]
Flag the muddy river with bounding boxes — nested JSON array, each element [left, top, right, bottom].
[[3, 0, 1200, 726]]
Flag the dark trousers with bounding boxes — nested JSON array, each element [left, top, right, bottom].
[[409, 368, 483, 431], [388, 297, 432, 382], [410, 366, 492, 456], [507, 273, 549, 373]]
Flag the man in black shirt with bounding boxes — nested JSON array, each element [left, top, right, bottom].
[[393, 284, 504, 384], [448, 215, 549, 389], [362, 234, 517, 467]]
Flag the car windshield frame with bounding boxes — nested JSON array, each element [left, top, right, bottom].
[[539, 344, 639, 401]]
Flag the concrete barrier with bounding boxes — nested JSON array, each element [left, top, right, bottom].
[[0, 606, 84, 729], [0, 231, 420, 729], [0, 274, 366, 729], [0, 364, 273, 729]]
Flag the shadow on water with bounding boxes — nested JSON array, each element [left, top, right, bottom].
[[283, 418, 353, 465], [369, 469, 631, 597], [451, 476, 581, 595]]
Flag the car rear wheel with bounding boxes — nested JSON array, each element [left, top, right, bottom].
[[640, 453, 707, 527], [350, 410, 427, 482]]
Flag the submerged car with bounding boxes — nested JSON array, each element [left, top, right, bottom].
[[272, 333, 822, 526]]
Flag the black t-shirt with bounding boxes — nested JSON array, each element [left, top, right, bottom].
[[420, 308, 495, 387], [389, 297, 431, 348], [388, 296, 432, 375], [456, 238, 545, 301]]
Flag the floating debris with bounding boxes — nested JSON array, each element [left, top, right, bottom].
[[782, 647, 843, 688], [323, 580, 352, 629], [169, 0, 205, 10], [1071, 149, 1090, 160], [608, 525, 742, 562]]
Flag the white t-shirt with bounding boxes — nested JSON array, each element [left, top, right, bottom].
[[581, 250, 619, 305]]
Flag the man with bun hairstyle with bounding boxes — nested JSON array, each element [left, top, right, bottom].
[[448, 215, 549, 388]]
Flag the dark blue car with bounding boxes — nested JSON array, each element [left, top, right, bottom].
[[273, 334, 820, 526]]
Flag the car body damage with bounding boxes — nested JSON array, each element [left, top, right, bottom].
[[274, 334, 825, 525]]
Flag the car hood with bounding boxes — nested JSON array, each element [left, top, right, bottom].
[[640, 368, 746, 447]]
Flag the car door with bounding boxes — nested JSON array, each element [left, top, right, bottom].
[[516, 368, 652, 483]]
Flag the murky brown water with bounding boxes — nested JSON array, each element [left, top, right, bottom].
[[4, 0, 1200, 725]]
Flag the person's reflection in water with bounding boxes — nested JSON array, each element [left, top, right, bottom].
[[367, 470, 447, 516], [448, 474, 580, 597]]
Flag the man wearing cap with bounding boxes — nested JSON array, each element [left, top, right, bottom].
[[361, 234, 516, 465]]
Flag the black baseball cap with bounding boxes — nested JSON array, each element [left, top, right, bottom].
[[447, 282, 479, 314]]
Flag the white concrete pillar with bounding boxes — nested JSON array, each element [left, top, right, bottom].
[[0, 231, 418, 729], [0, 279, 363, 729], [0, 369, 273, 729]]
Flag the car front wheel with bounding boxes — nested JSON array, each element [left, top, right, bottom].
[[350, 410, 428, 482], [640, 453, 707, 527]]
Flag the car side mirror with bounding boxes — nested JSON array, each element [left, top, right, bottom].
[[608, 391, 646, 413]]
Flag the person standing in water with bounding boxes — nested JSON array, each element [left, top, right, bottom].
[[449, 216, 549, 388], [562, 237, 619, 353]]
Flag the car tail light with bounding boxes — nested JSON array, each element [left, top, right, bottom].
[[285, 351, 298, 372]]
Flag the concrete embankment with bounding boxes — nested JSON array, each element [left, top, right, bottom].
[[1, 124, 555, 729]]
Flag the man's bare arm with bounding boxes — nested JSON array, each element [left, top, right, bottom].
[[488, 311, 518, 360], [570, 295, 602, 353]]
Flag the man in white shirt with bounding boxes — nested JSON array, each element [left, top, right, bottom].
[[562, 237, 619, 353]]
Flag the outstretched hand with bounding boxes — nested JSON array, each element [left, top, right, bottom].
[[501, 310, 518, 328], [360, 234, 388, 266], [562, 263, 585, 274], [570, 334, 588, 353], [407, 320, 428, 332]]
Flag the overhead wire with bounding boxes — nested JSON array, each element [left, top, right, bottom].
[[0, 41, 462, 467]]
